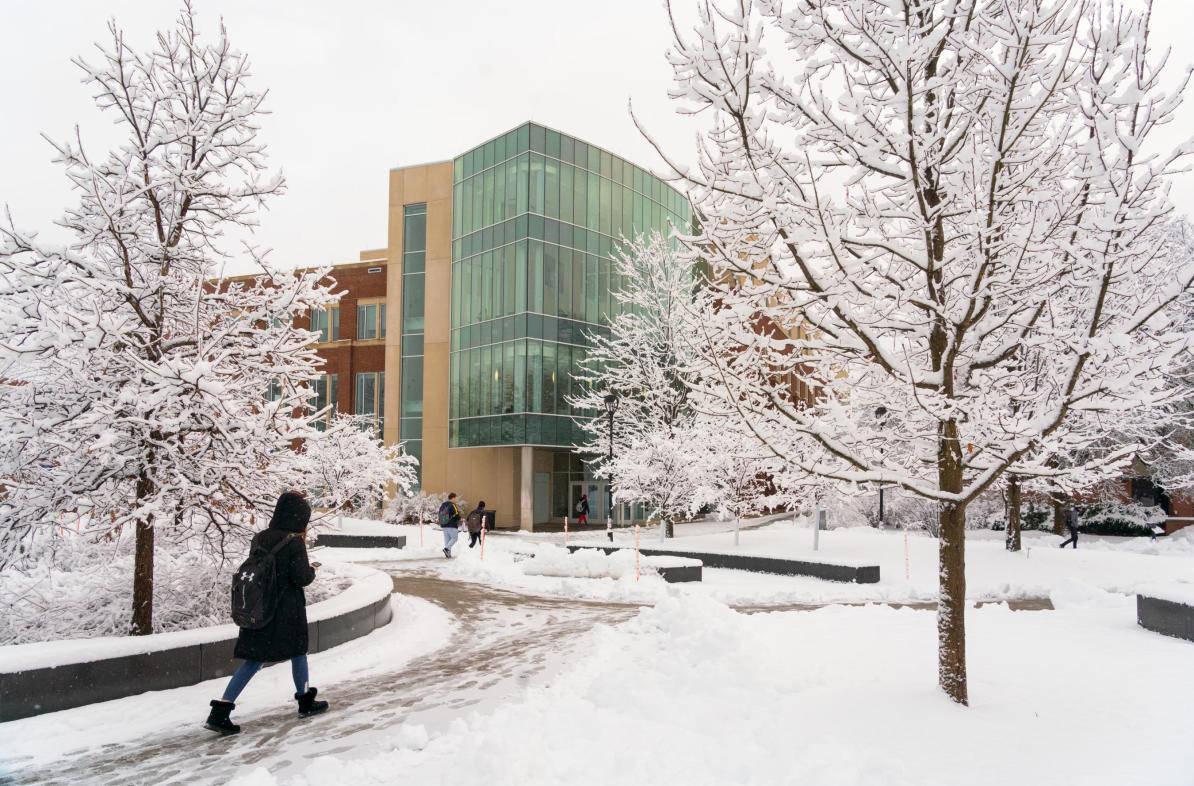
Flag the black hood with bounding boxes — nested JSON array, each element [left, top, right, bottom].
[[269, 491, 311, 533]]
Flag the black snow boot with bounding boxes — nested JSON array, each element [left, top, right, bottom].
[[204, 700, 241, 735], [296, 688, 329, 718]]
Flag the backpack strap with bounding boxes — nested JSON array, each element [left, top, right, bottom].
[[257, 532, 295, 557]]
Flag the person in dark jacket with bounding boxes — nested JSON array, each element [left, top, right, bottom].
[[1059, 506, 1080, 549], [204, 491, 329, 735], [576, 494, 590, 526], [466, 501, 486, 548], [438, 492, 462, 558]]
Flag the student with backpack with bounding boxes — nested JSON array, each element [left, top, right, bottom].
[[576, 494, 590, 526], [438, 492, 462, 558], [466, 501, 487, 548], [204, 491, 329, 735]]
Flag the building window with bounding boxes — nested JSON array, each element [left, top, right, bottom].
[[401, 203, 427, 486], [311, 306, 340, 343], [357, 302, 385, 340], [266, 379, 283, 402], [311, 373, 338, 429], [354, 371, 384, 437]]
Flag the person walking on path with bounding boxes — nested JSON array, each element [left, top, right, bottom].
[[576, 493, 590, 526], [466, 501, 487, 548], [204, 491, 329, 735], [1059, 506, 1080, 549], [438, 492, 462, 558]]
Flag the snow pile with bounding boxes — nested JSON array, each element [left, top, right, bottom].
[[521, 544, 641, 579], [0, 535, 353, 645], [229, 593, 1194, 786]]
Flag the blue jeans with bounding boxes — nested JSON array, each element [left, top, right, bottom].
[[221, 655, 309, 702], [443, 526, 460, 552]]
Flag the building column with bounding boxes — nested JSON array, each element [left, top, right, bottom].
[[520, 446, 534, 531]]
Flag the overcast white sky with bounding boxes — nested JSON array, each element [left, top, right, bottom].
[[3, 0, 1194, 271]]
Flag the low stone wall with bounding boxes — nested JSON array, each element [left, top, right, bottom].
[[0, 582, 393, 723], [568, 544, 879, 583], [314, 533, 407, 549], [1137, 594, 1194, 643]]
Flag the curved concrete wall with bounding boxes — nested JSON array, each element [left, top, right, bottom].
[[0, 593, 393, 723]]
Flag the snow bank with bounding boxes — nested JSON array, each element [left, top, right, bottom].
[[0, 561, 392, 673], [230, 593, 1194, 786]]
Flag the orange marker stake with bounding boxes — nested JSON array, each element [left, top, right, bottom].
[[564, 516, 569, 547]]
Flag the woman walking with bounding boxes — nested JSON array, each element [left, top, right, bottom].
[[204, 491, 330, 735]]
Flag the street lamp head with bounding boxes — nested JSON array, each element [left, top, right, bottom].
[[603, 392, 618, 414]]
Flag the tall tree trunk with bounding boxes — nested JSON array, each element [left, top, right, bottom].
[[665, 519, 675, 538], [130, 468, 155, 635], [937, 420, 968, 705], [1051, 498, 1065, 535], [1005, 476, 1022, 552]]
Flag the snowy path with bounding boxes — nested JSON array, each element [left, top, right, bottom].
[[8, 563, 639, 786]]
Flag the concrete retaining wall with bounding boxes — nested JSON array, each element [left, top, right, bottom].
[[0, 594, 393, 723], [1137, 594, 1194, 643], [314, 533, 407, 549], [569, 545, 879, 583]]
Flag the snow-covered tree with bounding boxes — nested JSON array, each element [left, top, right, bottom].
[[0, 3, 337, 634], [700, 418, 774, 545], [662, 0, 1194, 704], [607, 429, 720, 536], [571, 232, 701, 536], [297, 414, 419, 518]]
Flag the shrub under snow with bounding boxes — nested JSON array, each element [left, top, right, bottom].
[[0, 532, 350, 646]]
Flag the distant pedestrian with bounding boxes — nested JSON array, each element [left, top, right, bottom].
[[1059, 506, 1080, 549], [467, 501, 486, 548], [438, 492, 462, 558], [204, 491, 329, 735], [576, 494, 590, 526]]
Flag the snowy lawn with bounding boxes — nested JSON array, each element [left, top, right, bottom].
[[0, 594, 452, 772], [406, 520, 1194, 607], [227, 589, 1194, 786]]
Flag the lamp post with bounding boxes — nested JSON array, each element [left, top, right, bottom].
[[604, 392, 618, 543], [875, 406, 888, 527]]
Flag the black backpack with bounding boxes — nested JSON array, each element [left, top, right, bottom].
[[230, 534, 294, 630]]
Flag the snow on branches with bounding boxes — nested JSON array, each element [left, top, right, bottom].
[[0, 3, 340, 634], [298, 414, 419, 517], [661, 0, 1194, 704]]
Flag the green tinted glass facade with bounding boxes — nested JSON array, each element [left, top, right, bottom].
[[449, 122, 691, 448], [400, 203, 427, 483]]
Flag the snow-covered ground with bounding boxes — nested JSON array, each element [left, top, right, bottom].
[[15, 515, 1190, 785], [329, 515, 1194, 607], [228, 588, 1194, 786], [0, 594, 452, 774]]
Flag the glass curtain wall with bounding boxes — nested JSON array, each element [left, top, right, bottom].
[[449, 122, 691, 449], [400, 203, 428, 484]]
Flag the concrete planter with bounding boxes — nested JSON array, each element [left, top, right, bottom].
[[314, 533, 407, 549], [569, 544, 879, 584], [1137, 594, 1194, 643]]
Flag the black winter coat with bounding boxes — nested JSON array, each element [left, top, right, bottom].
[[233, 528, 316, 662]]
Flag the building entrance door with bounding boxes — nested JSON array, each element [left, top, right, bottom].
[[569, 481, 607, 525]]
